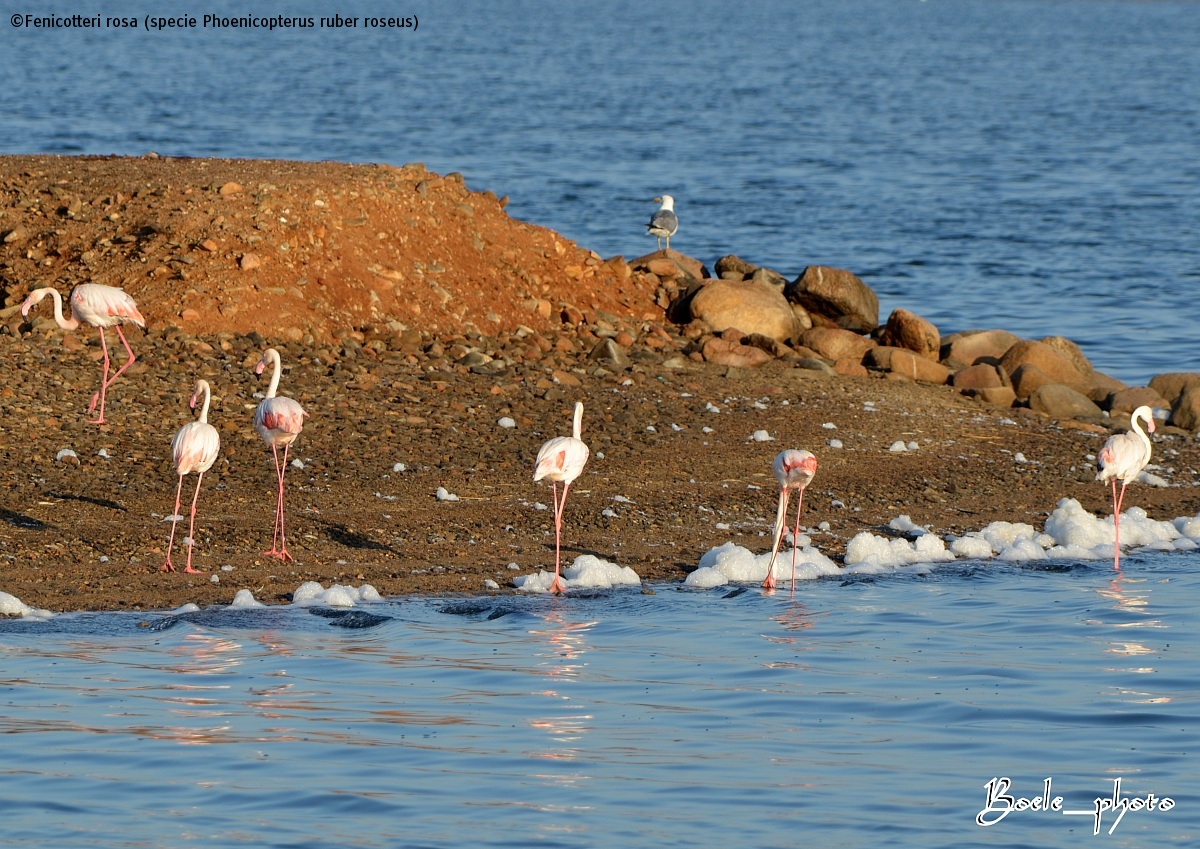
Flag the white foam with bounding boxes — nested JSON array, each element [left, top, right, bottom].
[[684, 541, 840, 587], [514, 554, 641, 592], [291, 581, 382, 607], [0, 591, 53, 620], [231, 589, 265, 608], [436, 487, 460, 502], [750, 430, 774, 442], [843, 532, 955, 569]]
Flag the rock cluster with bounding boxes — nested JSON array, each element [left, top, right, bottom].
[[626, 250, 1200, 434]]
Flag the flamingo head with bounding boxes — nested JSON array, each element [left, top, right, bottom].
[[20, 288, 51, 317], [255, 358, 267, 376]]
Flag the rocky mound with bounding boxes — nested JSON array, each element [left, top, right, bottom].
[[0, 154, 659, 342]]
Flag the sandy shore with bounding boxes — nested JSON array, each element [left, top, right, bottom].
[[2, 155, 1198, 612]]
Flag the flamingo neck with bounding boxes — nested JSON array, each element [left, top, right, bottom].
[[194, 381, 212, 423], [47, 289, 80, 331], [1131, 410, 1152, 455], [265, 351, 282, 398], [571, 401, 584, 440]]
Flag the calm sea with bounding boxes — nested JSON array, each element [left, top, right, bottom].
[[1, 2, 1198, 846], [2, 0, 1198, 384]]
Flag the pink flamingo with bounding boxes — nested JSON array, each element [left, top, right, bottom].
[[1096, 405, 1155, 570], [254, 348, 309, 561], [763, 449, 819, 590], [21, 283, 146, 424], [533, 401, 591, 595], [162, 379, 221, 574]]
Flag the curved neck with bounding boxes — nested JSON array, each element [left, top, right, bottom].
[[571, 401, 584, 440], [1131, 410, 1152, 454], [264, 349, 282, 398], [193, 380, 212, 423], [45, 288, 80, 331]]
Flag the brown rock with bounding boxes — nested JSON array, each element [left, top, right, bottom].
[[689, 280, 801, 343], [1107, 386, 1168, 417], [219, 181, 244, 195], [1010, 363, 1055, 400], [940, 329, 1022, 367], [713, 255, 758, 280], [952, 363, 1007, 390], [799, 327, 876, 362], [788, 266, 879, 332], [976, 386, 1017, 407], [630, 249, 707, 281], [877, 308, 940, 361], [834, 358, 870, 378], [1028, 384, 1103, 419], [999, 340, 1087, 394], [240, 252, 262, 271], [1148, 372, 1200, 406], [701, 336, 773, 368], [1170, 385, 1200, 432], [887, 349, 950, 384], [1038, 336, 1093, 375], [198, 239, 218, 252], [1085, 371, 1127, 404]]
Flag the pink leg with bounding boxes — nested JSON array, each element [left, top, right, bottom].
[[183, 472, 206, 574], [87, 327, 113, 424], [1112, 480, 1127, 570], [264, 443, 294, 561], [161, 474, 185, 572], [764, 490, 790, 590], [789, 489, 805, 595], [548, 482, 569, 594]]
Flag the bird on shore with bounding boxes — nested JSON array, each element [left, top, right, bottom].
[[534, 401, 591, 595], [1096, 405, 1155, 570], [647, 195, 678, 252], [254, 348, 309, 561], [764, 449, 819, 591], [162, 379, 221, 574], [21, 283, 145, 424]]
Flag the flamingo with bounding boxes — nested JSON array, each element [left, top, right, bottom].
[[533, 401, 591, 595], [254, 348, 309, 561], [763, 449, 819, 590], [647, 195, 678, 252], [21, 283, 146, 424], [162, 380, 221, 574], [1096, 405, 1156, 570]]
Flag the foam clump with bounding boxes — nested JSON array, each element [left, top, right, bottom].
[[685, 541, 840, 587], [292, 581, 383, 607], [230, 589, 266, 608], [514, 555, 641, 592], [0, 591, 53, 620], [843, 532, 955, 571]]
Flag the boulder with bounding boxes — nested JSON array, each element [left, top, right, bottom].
[[787, 266, 878, 332], [999, 340, 1088, 394], [1085, 371, 1127, 404], [1148, 372, 1200, 406], [975, 386, 1017, 407], [714, 254, 757, 280], [887, 348, 950, 384], [1028, 384, 1103, 419], [1038, 335, 1094, 375], [952, 363, 1008, 390], [1107, 386, 1168, 417], [630, 249, 708, 281], [688, 279, 802, 343], [799, 327, 876, 362], [701, 335, 774, 368], [1009, 363, 1055, 400], [939, 329, 1022, 367], [1170, 385, 1200, 432], [876, 308, 940, 361]]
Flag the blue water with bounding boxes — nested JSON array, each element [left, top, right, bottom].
[[2, 0, 1198, 384], [1, 556, 1197, 848], [2, 2, 1200, 845]]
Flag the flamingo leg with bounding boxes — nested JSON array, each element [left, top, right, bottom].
[[87, 327, 113, 424], [1112, 479, 1128, 571], [789, 488, 805, 594], [764, 489, 790, 590], [183, 472, 206, 574], [264, 443, 294, 561], [161, 474, 186, 572], [547, 481, 569, 594]]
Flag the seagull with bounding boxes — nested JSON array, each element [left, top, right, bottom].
[[647, 195, 678, 252]]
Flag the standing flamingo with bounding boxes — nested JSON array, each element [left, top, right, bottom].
[[764, 449, 819, 590], [162, 380, 221, 574], [647, 195, 678, 252], [1096, 405, 1155, 570], [533, 401, 591, 595], [254, 348, 309, 561], [21, 283, 146, 424]]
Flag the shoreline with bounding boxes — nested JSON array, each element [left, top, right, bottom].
[[2, 154, 1199, 613]]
